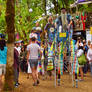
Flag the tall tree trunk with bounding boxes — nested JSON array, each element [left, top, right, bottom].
[[4, 0, 15, 91], [42, 0, 47, 15], [27, 0, 31, 9]]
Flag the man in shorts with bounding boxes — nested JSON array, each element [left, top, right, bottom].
[[27, 33, 42, 86], [0, 38, 7, 91]]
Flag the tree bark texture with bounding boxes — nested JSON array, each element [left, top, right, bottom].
[[4, 0, 15, 91], [4, 44, 14, 91], [5, 0, 15, 43]]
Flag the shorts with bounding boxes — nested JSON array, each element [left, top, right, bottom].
[[29, 59, 38, 68], [0, 64, 6, 75]]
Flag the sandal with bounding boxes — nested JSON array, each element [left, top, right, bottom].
[[37, 80, 40, 84], [33, 83, 37, 86], [79, 79, 84, 82]]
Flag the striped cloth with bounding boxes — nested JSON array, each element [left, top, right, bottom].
[[72, 55, 79, 74], [71, 40, 79, 74], [58, 42, 64, 75], [47, 40, 55, 71]]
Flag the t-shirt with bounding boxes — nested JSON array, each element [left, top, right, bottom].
[[27, 43, 40, 59], [0, 47, 7, 64]]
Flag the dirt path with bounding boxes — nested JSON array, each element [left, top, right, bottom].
[[14, 72, 92, 92]]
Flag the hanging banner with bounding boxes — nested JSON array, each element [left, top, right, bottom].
[[78, 0, 86, 3], [45, 23, 55, 71], [47, 58, 54, 71], [71, 40, 79, 74]]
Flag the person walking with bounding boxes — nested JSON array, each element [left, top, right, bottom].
[[0, 39, 7, 91], [14, 42, 20, 87], [27, 33, 42, 86], [87, 42, 92, 76]]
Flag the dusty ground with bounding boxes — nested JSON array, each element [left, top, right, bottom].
[[14, 72, 92, 92]]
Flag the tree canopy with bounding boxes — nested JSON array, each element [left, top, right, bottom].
[[0, 0, 92, 41]]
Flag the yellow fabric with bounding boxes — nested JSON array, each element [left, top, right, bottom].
[[59, 33, 66, 37], [47, 60, 53, 71], [90, 27, 92, 34]]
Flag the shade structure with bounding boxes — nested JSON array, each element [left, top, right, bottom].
[[77, 0, 92, 4], [70, 0, 92, 7]]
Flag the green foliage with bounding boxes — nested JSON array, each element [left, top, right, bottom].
[[78, 4, 92, 12], [0, 0, 92, 41], [0, 0, 6, 34], [15, 0, 44, 41]]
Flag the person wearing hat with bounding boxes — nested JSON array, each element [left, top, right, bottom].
[[77, 43, 85, 81], [32, 22, 42, 46], [87, 42, 92, 76], [75, 37, 83, 50], [27, 33, 42, 86], [14, 41, 21, 55], [83, 40, 89, 74], [57, 8, 72, 33]]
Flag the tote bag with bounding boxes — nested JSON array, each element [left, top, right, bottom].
[[78, 54, 86, 65]]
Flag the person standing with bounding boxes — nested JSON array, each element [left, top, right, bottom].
[[44, 16, 55, 80], [14, 42, 20, 87], [19, 46, 27, 72], [0, 39, 7, 91], [87, 42, 92, 76], [27, 34, 42, 86], [88, 40, 91, 49], [77, 44, 85, 81], [35, 22, 42, 46]]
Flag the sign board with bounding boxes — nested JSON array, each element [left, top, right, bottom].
[[59, 33, 66, 38], [90, 27, 92, 34], [86, 31, 91, 44]]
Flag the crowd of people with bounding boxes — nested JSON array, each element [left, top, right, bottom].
[[0, 8, 92, 90], [75, 38, 92, 81]]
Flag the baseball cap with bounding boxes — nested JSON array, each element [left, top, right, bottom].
[[36, 27, 41, 31], [29, 33, 37, 39]]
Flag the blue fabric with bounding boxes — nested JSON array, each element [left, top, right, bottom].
[[45, 23, 55, 42], [0, 47, 7, 64], [67, 13, 72, 24]]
